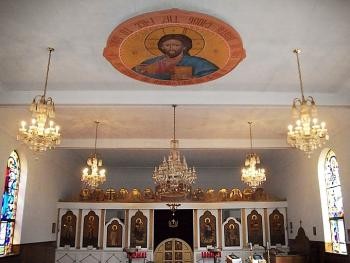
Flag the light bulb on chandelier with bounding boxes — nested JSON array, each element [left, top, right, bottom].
[[81, 121, 106, 189], [152, 105, 197, 199], [287, 49, 329, 158], [17, 47, 61, 152], [241, 122, 266, 189]]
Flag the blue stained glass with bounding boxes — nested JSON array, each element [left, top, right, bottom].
[[325, 153, 340, 188], [326, 187, 344, 218], [0, 151, 20, 255], [322, 150, 347, 255], [0, 221, 6, 254]]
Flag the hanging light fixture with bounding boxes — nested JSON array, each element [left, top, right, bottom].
[[152, 105, 197, 199], [241, 122, 266, 189], [81, 121, 106, 189], [17, 47, 61, 152], [287, 49, 329, 157]]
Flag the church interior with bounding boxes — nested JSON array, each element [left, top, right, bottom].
[[0, 1, 349, 263]]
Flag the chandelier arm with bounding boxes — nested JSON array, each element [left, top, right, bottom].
[[293, 49, 305, 101], [293, 98, 302, 106], [46, 97, 55, 106], [43, 47, 54, 98], [32, 95, 44, 105], [306, 96, 315, 104]]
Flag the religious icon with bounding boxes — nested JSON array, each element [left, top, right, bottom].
[[200, 211, 216, 247], [130, 211, 147, 247], [103, 9, 246, 86], [165, 251, 172, 260], [107, 220, 123, 247], [204, 218, 213, 241], [82, 211, 99, 248], [175, 240, 182, 250], [135, 218, 144, 241], [87, 216, 94, 242], [175, 251, 183, 260], [165, 240, 172, 250], [110, 225, 118, 246], [132, 32, 218, 80], [224, 219, 240, 247], [60, 211, 76, 247], [269, 210, 286, 246], [247, 210, 263, 246]]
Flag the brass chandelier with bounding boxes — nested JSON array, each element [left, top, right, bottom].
[[152, 105, 197, 198], [81, 121, 106, 188], [17, 47, 61, 152], [287, 49, 329, 157], [241, 122, 266, 189]]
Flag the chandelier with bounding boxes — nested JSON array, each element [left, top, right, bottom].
[[81, 121, 106, 188], [17, 47, 61, 152], [287, 49, 329, 157], [152, 105, 197, 199], [241, 122, 266, 189]]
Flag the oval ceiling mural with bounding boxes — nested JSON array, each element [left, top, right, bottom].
[[103, 8, 246, 86]]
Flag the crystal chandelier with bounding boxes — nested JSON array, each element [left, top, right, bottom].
[[17, 47, 61, 152], [287, 49, 329, 157], [241, 122, 266, 189], [152, 105, 197, 198], [81, 121, 106, 189]]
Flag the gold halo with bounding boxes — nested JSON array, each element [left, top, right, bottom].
[[89, 216, 95, 222], [144, 26, 205, 56], [229, 224, 235, 229], [204, 217, 211, 224], [112, 224, 118, 231], [136, 218, 142, 224]]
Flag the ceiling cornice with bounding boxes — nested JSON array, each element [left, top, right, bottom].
[[0, 90, 349, 106]]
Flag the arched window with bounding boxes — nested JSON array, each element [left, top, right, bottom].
[[0, 150, 21, 255], [318, 149, 347, 255]]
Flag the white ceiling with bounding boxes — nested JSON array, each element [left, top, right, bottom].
[[0, 0, 349, 166]]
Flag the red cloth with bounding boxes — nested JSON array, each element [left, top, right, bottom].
[[201, 251, 221, 258]]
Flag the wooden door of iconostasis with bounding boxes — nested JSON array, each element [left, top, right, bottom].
[[153, 210, 193, 263], [154, 238, 192, 263]]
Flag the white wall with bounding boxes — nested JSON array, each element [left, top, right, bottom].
[[1, 111, 349, 245], [264, 109, 350, 242], [102, 166, 246, 191], [0, 128, 82, 244]]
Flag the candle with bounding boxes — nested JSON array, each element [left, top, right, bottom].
[[267, 241, 270, 249], [249, 242, 253, 250]]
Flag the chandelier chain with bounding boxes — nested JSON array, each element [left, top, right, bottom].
[[43, 47, 54, 98], [248, 121, 253, 150], [173, 104, 176, 140], [293, 49, 305, 101], [94, 121, 100, 155]]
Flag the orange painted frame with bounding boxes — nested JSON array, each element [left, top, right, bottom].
[[103, 9, 246, 86]]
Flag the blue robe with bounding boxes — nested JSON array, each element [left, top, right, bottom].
[[133, 55, 219, 80]]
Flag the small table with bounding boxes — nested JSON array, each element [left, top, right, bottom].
[[208, 248, 221, 263], [123, 247, 138, 263]]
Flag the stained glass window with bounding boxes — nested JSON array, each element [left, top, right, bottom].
[[318, 149, 347, 255], [0, 151, 20, 255]]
